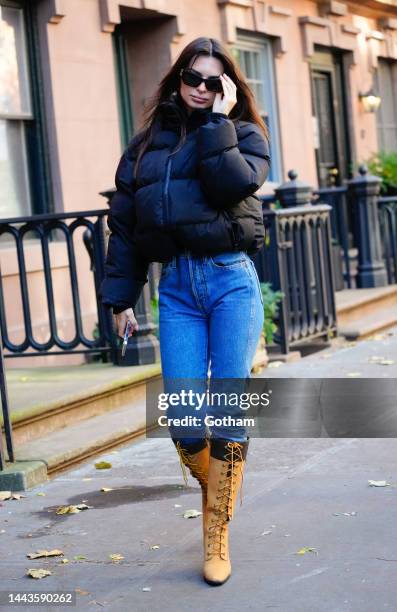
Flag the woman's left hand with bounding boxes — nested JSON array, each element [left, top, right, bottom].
[[212, 74, 237, 116]]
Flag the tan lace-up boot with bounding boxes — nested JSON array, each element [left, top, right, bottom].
[[174, 439, 210, 539], [203, 437, 249, 586]]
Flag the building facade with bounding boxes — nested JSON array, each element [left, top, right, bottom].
[[1, 0, 397, 366]]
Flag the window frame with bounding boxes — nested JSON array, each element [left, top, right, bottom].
[[234, 32, 283, 183], [0, 0, 53, 217], [375, 58, 397, 153]]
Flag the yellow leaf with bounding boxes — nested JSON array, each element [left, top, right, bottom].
[[27, 549, 64, 559], [296, 547, 318, 555], [100, 487, 113, 492], [27, 568, 52, 579], [94, 461, 112, 470], [109, 553, 124, 562], [55, 503, 92, 515]]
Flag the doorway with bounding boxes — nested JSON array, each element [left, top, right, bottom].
[[309, 48, 352, 188]]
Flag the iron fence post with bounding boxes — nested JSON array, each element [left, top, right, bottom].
[[0, 321, 14, 471], [275, 169, 313, 208], [347, 165, 387, 288]]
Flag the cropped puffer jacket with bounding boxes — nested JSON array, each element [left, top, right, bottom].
[[99, 104, 271, 313]]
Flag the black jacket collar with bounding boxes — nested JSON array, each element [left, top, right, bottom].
[[158, 97, 213, 133]]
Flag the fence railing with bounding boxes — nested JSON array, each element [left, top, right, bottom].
[[378, 196, 397, 285], [313, 186, 352, 288], [256, 203, 337, 354], [0, 209, 115, 361]]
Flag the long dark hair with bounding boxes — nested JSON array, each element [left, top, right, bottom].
[[132, 37, 270, 179]]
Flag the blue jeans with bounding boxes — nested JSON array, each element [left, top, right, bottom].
[[158, 250, 264, 445]]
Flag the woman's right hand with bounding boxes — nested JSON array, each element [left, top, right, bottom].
[[114, 307, 139, 338]]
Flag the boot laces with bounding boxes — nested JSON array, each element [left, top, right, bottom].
[[206, 441, 245, 561], [175, 441, 208, 489]]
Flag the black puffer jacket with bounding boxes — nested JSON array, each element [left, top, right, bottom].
[[99, 104, 271, 313]]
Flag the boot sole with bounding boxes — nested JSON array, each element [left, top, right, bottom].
[[203, 573, 231, 586]]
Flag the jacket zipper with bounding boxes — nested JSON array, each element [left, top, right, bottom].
[[163, 155, 173, 227]]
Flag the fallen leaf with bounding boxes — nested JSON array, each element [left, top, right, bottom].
[[261, 530, 272, 536], [27, 568, 52, 579], [109, 553, 124, 562], [75, 588, 90, 595], [36, 493, 46, 497], [55, 504, 93, 515], [174, 504, 181, 508], [100, 488, 113, 492], [82, 478, 92, 482], [94, 461, 112, 470], [61, 559, 69, 564], [296, 547, 318, 555], [378, 359, 395, 366], [142, 587, 151, 592], [183, 509, 202, 519], [150, 545, 160, 550], [27, 549, 64, 559], [74, 555, 87, 560], [368, 480, 392, 487], [346, 372, 362, 377]]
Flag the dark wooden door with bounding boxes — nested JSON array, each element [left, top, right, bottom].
[[310, 49, 351, 188]]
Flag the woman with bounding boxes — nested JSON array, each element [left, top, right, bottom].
[[99, 37, 270, 586]]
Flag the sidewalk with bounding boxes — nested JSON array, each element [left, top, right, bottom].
[[1, 329, 396, 611], [264, 326, 397, 379]]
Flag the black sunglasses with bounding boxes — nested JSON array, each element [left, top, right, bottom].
[[179, 68, 224, 93]]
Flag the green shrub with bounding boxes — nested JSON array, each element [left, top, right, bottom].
[[260, 282, 284, 345], [365, 151, 397, 194]]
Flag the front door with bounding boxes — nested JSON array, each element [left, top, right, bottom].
[[310, 49, 351, 188]]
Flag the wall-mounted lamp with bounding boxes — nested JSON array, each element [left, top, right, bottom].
[[359, 88, 382, 113]]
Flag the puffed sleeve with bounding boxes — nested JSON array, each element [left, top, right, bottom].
[[197, 113, 271, 208], [98, 136, 150, 313]]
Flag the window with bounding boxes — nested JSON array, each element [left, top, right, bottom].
[[0, 1, 51, 219], [375, 59, 397, 152], [112, 25, 134, 150], [233, 35, 282, 182]]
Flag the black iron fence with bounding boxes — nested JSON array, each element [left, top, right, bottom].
[[0, 210, 114, 361], [378, 196, 397, 285], [255, 203, 337, 354], [2, 165, 397, 469]]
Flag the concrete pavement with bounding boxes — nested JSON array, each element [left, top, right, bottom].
[[1, 437, 396, 611], [1, 328, 397, 611]]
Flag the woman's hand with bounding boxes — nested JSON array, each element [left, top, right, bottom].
[[212, 74, 237, 116], [114, 307, 139, 338]]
